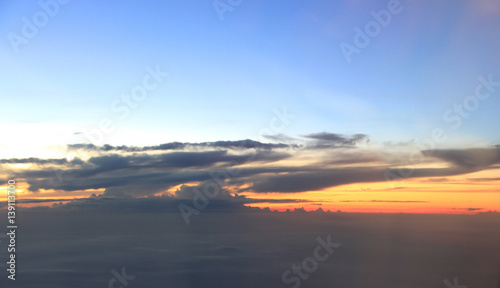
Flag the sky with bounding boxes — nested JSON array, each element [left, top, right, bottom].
[[0, 0, 499, 286], [1, 0, 500, 151]]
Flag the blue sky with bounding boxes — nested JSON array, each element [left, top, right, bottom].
[[2, 3, 500, 287], [1, 0, 499, 157]]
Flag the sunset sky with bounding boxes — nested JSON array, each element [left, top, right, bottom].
[[1, 0, 500, 215], [1, 1, 500, 287]]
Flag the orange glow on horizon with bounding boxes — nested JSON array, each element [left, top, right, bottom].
[[241, 169, 500, 214], [1, 169, 498, 214]]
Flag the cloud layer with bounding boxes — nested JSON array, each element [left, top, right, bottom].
[[1, 134, 499, 199]]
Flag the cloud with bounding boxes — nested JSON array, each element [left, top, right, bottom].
[[84, 150, 290, 172], [451, 207, 483, 211], [68, 139, 291, 152], [383, 140, 416, 147], [262, 134, 298, 143], [467, 177, 500, 181], [39, 189, 311, 213], [301, 132, 368, 148], [420, 177, 450, 183], [242, 166, 465, 193], [422, 148, 500, 169], [0, 198, 72, 208], [3, 135, 499, 198], [0, 157, 83, 165], [4, 149, 291, 196]]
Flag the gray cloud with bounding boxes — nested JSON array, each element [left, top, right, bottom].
[[242, 166, 466, 193], [0, 157, 83, 165], [3, 136, 499, 198], [423, 147, 500, 168], [262, 134, 300, 144], [420, 177, 450, 182], [302, 132, 368, 148], [467, 177, 500, 181], [0, 198, 72, 208], [450, 207, 484, 211], [8, 149, 291, 195], [68, 139, 291, 152], [37, 190, 311, 213]]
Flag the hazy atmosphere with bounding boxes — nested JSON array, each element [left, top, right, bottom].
[[1, 0, 499, 287]]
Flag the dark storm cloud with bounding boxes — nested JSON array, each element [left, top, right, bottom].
[[423, 147, 500, 168]]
